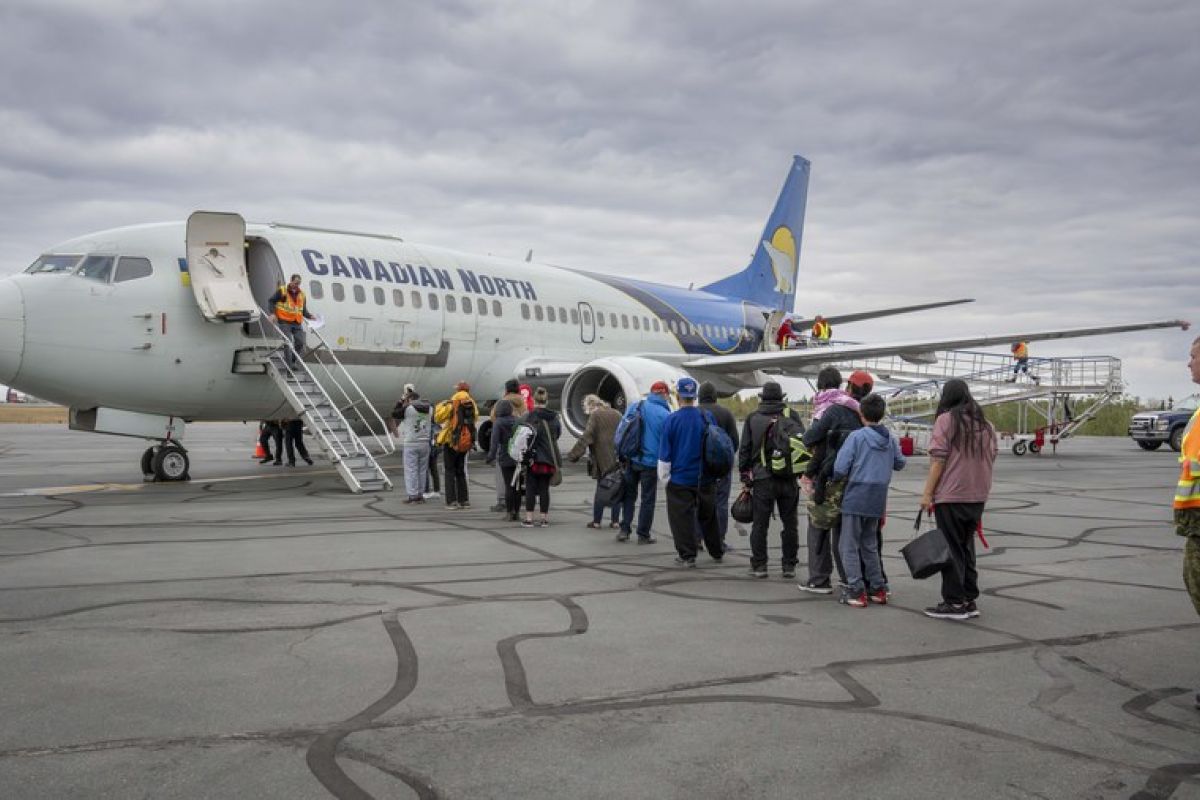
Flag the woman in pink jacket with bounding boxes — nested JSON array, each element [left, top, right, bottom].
[[919, 379, 998, 621]]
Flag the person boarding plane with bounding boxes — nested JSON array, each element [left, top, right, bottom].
[[0, 157, 1188, 490]]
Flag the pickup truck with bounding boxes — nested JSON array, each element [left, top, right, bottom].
[[1128, 393, 1197, 451]]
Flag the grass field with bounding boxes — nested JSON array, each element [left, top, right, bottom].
[[0, 405, 68, 424]]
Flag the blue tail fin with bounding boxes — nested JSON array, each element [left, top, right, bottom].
[[700, 156, 810, 310]]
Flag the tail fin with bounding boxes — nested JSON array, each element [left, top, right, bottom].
[[700, 155, 810, 310]]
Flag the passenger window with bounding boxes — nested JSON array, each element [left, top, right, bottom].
[[428, 293, 439, 311], [393, 289, 404, 307], [463, 297, 472, 314], [668, 319, 677, 334], [609, 313, 618, 328], [582, 309, 591, 325], [653, 318, 660, 332], [521, 303, 530, 320], [310, 280, 324, 299], [492, 300, 502, 317], [535, 305, 544, 322], [597, 311, 606, 327], [77, 255, 114, 282], [353, 285, 366, 304], [373, 287, 384, 305], [411, 290, 422, 308], [570, 308, 579, 324], [559, 306, 568, 324], [332, 283, 345, 302], [547, 306, 556, 323], [619, 314, 627, 329], [477, 298, 487, 315], [446, 295, 456, 312]]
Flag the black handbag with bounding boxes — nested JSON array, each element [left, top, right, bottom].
[[731, 488, 754, 523], [595, 468, 625, 506], [901, 510, 954, 580]]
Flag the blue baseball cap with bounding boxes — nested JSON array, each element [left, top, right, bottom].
[[676, 377, 698, 398]]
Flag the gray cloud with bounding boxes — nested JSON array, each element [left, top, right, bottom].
[[0, 0, 1196, 398]]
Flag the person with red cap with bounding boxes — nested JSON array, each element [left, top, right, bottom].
[[614, 380, 672, 544]]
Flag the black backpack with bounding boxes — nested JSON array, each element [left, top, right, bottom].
[[760, 410, 810, 477]]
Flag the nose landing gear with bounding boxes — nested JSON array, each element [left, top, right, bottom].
[[141, 443, 190, 482]]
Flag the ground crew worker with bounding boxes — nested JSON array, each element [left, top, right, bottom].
[[1007, 341, 1038, 383], [1175, 336, 1200, 709], [258, 420, 283, 465], [268, 274, 316, 367], [775, 316, 801, 349], [811, 315, 832, 344], [283, 418, 314, 467]]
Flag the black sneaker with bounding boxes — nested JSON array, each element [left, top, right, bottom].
[[923, 602, 970, 620], [490, 503, 506, 512], [637, 536, 657, 545], [781, 566, 796, 579], [747, 567, 768, 579], [797, 579, 834, 595], [672, 557, 696, 568], [615, 531, 630, 542], [964, 600, 980, 618]]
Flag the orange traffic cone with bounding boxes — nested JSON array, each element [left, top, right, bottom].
[[254, 438, 267, 460]]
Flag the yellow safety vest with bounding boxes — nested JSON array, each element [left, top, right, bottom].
[[812, 320, 831, 341], [275, 287, 305, 324], [1174, 407, 1200, 510]]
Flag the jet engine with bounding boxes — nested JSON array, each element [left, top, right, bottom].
[[560, 356, 690, 435]]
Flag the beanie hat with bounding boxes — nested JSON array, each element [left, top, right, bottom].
[[760, 381, 784, 403]]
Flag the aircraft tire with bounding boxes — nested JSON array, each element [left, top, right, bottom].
[[152, 445, 190, 482], [140, 447, 155, 476], [1012, 441, 1027, 456]]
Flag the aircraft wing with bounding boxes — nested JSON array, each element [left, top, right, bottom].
[[681, 318, 1191, 373], [790, 298, 974, 330]]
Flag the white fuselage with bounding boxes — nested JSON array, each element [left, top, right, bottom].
[[0, 222, 766, 425]]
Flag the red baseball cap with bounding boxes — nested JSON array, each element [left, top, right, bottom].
[[847, 370, 873, 389], [650, 380, 670, 394]]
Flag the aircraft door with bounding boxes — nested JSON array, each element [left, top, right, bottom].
[[578, 301, 596, 344], [186, 212, 258, 323]]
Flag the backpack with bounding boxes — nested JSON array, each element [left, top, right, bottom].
[[761, 410, 811, 477], [614, 402, 645, 462], [449, 397, 477, 454], [700, 411, 735, 479], [507, 422, 536, 463]]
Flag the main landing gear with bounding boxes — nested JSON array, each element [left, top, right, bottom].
[[140, 443, 191, 482]]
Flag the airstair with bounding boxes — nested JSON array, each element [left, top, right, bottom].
[[238, 318, 394, 493], [830, 350, 1123, 454]]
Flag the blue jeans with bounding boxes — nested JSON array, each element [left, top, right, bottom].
[[621, 463, 658, 539], [839, 513, 886, 594]]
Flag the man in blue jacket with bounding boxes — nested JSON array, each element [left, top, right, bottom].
[[659, 377, 724, 567], [617, 380, 672, 544]]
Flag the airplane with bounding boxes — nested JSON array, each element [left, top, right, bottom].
[[0, 156, 1188, 487]]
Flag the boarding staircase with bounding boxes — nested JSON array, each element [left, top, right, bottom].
[[829, 350, 1123, 452], [238, 318, 394, 493]]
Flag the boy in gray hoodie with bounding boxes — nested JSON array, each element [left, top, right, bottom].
[[831, 393, 906, 607]]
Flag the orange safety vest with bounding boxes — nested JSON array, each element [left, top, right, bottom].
[[275, 286, 305, 324], [1013, 342, 1029, 359], [1174, 407, 1200, 510], [812, 320, 830, 340]]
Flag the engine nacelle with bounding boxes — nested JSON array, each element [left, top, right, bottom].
[[561, 356, 689, 435]]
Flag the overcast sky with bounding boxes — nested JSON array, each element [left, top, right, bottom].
[[1, 0, 1196, 401]]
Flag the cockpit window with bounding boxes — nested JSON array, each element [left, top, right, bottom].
[[76, 255, 114, 282], [113, 257, 153, 283], [25, 254, 82, 274]]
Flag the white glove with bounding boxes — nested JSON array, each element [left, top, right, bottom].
[[657, 460, 671, 483]]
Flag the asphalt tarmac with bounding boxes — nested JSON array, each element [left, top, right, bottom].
[[0, 423, 1196, 799]]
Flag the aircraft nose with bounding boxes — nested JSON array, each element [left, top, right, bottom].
[[0, 279, 25, 385]]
